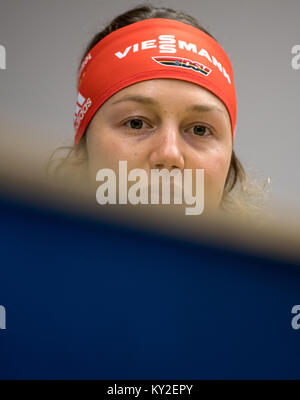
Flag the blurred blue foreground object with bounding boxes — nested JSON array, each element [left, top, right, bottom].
[[0, 191, 300, 380]]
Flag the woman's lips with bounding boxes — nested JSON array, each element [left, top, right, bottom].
[[142, 183, 193, 204]]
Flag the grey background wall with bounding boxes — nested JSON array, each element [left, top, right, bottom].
[[0, 0, 299, 213]]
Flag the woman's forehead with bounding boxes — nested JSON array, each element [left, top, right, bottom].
[[104, 78, 229, 114]]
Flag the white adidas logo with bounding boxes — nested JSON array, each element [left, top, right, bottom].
[[74, 92, 92, 130]]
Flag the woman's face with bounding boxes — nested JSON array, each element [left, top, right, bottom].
[[86, 79, 232, 212]]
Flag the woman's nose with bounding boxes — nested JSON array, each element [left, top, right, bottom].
[[148, 125, 185, 170]]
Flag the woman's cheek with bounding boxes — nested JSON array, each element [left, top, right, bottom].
[[202, 151, 230, 206], [88, 131, 121, 169]]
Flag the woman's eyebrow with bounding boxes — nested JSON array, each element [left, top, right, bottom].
[[189, 104, 225, 114], [111, 94, 225, 114], [112, 95, 158, 106]]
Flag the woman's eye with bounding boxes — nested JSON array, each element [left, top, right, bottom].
[[125, 118, 146, 130], [192, 124, 211, 136]]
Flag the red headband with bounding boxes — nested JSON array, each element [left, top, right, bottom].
[[74, 18, 237, 145]]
